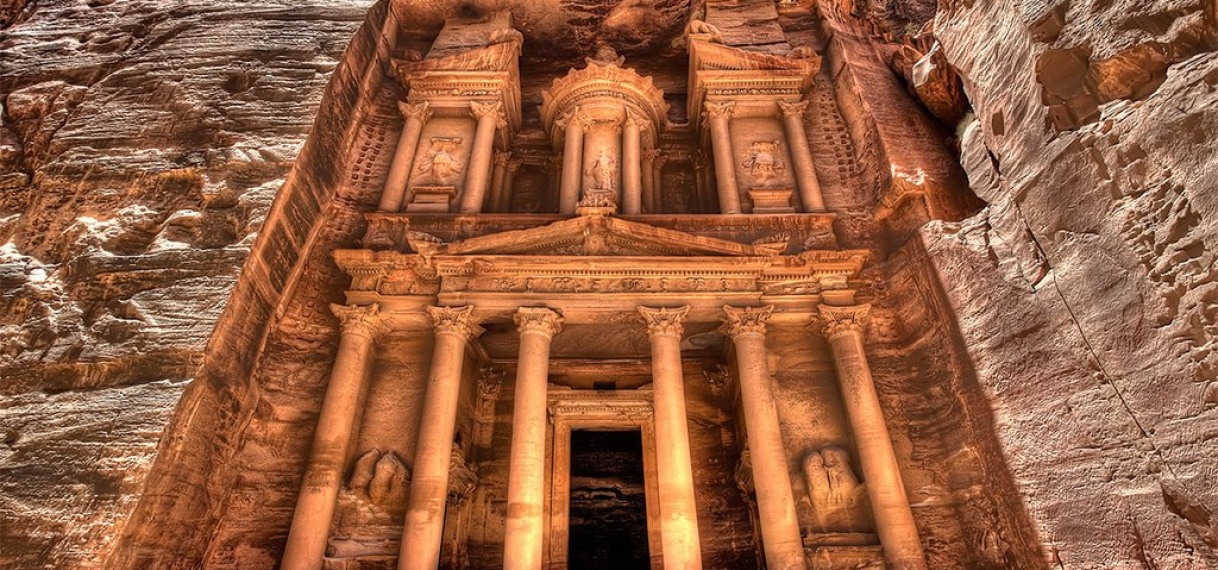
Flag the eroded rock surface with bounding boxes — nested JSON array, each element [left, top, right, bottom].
[[0, 0, 370, 566]]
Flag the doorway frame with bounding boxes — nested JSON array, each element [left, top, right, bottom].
[[546, 389, 663, 569]]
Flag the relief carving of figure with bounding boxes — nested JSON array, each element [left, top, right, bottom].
[[586, 149, 617, 191], [417, 137, 463, 183], [349, 449, 409, 507], [742, 140, 785, 185], [802, 446, 874, 533]]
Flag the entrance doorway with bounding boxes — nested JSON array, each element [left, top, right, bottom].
[[566, 429, 650, 569]]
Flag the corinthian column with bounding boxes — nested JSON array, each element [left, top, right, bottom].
[[459, 101, 507, 213], [489, 151, 511, 214], [379, 102, 432, 212], [704, 101, 742, 214], [557, 109, 590, 214], [398, 306, 482, 570], [777, 100, 825, 212], [814, 305, 926, 570], [639, 306, 704, 570], [720, 306, 805, 570], [502, 307, 564, 570], [651, 150, 669, 213], [641, 148, 659, 214], [621, 110, 646, 215], [282, 304, 389, 570]]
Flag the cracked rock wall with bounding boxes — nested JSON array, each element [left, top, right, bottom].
[[925, 0, 1218, 566], [0, 0, 372, 566]]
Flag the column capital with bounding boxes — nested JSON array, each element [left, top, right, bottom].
[[638, 305, 690, 338], [470, 100, 507, 127], [426, 305, 483, 340], [703, 100, 736, 121], [777, 99, 809, 119], [331, 303, 391, 340], [515, 306, 564, 338], [507, 157, 524, 172], [556, 107, 594, 131], [720, 305, 775, 338], [641, 148, 661, 162], [494, 151, 512, 167], [398, 100, 432, 122], [624, 108, 649, 131], [811, 304, 870, 341]]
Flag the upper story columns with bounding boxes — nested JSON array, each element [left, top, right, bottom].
[[382, 11, 523, 214], [687, 21, 825, 214], [541, 49, 667, 215]]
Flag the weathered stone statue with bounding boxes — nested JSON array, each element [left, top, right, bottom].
[[587, 149, 616, 191], [803, 446, 875, 534]]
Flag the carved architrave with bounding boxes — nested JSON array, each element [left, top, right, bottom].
[[720, 305, 775, 339], [638, 305, 690, 338]]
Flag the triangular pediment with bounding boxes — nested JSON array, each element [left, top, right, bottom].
[[408, 215, 778, 258]]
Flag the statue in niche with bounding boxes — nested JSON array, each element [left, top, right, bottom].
[[349, 449, 409, 507], [586, 149, 617, 191], [512, 171, 544, 213], [417, 137, 463, 184], [803, 446, 874, 533], [742, 140, 786, 185]]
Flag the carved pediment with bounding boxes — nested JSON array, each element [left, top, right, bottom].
[[417, 215, 774, 258]]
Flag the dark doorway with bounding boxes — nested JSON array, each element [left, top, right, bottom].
[[567, 429, 650, 569]]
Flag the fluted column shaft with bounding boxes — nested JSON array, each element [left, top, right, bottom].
[[816, 305, 926, 570], [459, 101, 506, 213], [640, 307, 704, 570], [503, 308, 564, 570], [282, 304, 388, 570], [721, 306, 806, 570], [704, 102, 741, 215], [778, 100, 825, 212], [379, 102, 431, 212], [622, 112, 644, 215], [558, 110, 588, 214], [398, 306, 481, 570]]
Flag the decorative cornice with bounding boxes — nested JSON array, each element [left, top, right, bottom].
[[777, 99, 809, 119], [720, 305, 775, 338], [331, 303, 391, 340], [638, 306, 690, 338], [811, 304, 870, 341], [426, 305, 482, 340], [514, 306, 564, 337], [398, 100, 432, 122]]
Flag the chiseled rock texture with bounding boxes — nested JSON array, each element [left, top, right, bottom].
[[0, 0, 371, 566], [925, 0, 1218, 566]]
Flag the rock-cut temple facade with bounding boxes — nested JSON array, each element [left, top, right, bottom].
[[267, 6, 1001, 570], [14, 0, 1209, 568]]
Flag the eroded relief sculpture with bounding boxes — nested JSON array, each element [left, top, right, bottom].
[[803, 446, 875, 533]]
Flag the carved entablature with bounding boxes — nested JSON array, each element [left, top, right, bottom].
[[335, 216, 866, 301], [687, 32, 822, 130], [362, 212, 841, 254]]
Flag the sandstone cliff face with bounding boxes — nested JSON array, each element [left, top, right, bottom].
[[0, 0, 370, 566], [925, 0, 1218, 565]]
